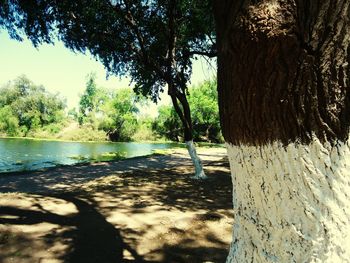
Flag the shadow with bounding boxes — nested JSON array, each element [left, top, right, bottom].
[[77, 167, 233, 262], [101, 167, 232, 213], [158, 245, 228, 263], [0, 193, 145, 263], [0, 152, 229, 194], [0, 151, 232, 262]]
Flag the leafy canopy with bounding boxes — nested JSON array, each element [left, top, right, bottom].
[[0, 0, 215, 102], [75, 73, 140, 141]]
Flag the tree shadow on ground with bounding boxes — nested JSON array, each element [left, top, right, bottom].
[[0, 151, 228, 194], [0, 193, 145, 263], [0, 156, 232, 262], [157, 245, 228, 263]]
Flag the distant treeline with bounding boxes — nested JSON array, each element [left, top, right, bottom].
[[0, 76, 66, 137], [0, 75, 222, 143]]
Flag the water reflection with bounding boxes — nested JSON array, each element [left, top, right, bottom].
[[0, 138, 181, 173]]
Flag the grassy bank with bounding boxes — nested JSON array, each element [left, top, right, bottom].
[[0, 120, 174, 143]]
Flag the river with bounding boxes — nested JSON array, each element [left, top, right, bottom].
[[0, 138, 181, 173]]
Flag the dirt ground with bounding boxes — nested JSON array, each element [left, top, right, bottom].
[[0, 148, 233, 263]]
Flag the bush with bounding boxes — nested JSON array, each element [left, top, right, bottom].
[[0, 76, 67, 136], [132, 117, 158, 141], [57, 125, 107, 141], [0, 106, 19, 136]]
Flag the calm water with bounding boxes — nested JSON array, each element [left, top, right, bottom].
[[0, 138, 180, 173]]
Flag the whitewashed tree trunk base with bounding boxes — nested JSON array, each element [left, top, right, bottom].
[[226, 139, 350, 263], [186, 140, 207, 179]]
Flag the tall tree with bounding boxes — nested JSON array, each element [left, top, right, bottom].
[[78, 73, 106, 128], [214, 1, 350, 262], [79, 73, 98, 124], [99, 88, 139, 141], [0, 0, 215, 179], [4, 1, 350, 261]]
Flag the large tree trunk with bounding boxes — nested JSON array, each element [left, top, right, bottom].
[[226, 141, 350, 262], [213, 0, 350, 261]]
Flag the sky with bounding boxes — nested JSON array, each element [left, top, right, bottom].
[[0, 31, 216, 112]]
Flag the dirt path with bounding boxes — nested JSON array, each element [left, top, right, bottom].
[[0, 148, 233, 263], [0, 148, 228, 193]]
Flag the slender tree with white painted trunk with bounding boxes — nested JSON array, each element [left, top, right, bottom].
[[214, 0, 350, 262]]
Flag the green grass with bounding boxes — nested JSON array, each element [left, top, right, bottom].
[[196, 142, 225, 148], [69, 151, 127, 163]]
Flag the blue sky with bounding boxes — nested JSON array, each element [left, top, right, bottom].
[[0, 31, 215, 110]]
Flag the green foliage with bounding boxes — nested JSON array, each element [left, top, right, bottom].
[[153, 80, 223, 143], [57, 125, 107, 142], [67, 108, 78, 120], [0, 75, 66, 136], [77, 77, 141, 142], [0, 74, 221, 143], [0, 1, 215, 102], [132, 116, 158, 141], [0, 0, 216, 145], [152, 105, 182, 141], [79, 73, 98, 124], [0, 76, 221, 143], [0, 75, 152, 142], [69, 151, 126, 163], [76, 74, 151, 141], [0, 106, 19, 136], [188, 80, 222, 143], [78, 74, 113, 131], [99, 88, 139, 141]]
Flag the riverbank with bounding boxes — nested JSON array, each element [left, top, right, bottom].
[[0, 138, 187, 174], [0, 148, 233, 262], [0, 135, 173, 144], [0, 137, 224, 174]]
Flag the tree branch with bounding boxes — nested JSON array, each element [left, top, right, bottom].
[[187, 50, 217, 58], [109, 0, 167, 80]]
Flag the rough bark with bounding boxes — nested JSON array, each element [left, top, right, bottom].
[[214, 0, 350, 146], [226, 140, 350, 262], [213, 0, 350, 262], [170, 91, 193, 142]]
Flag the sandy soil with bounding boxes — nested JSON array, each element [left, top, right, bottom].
[[0, 148, 233, 263]]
